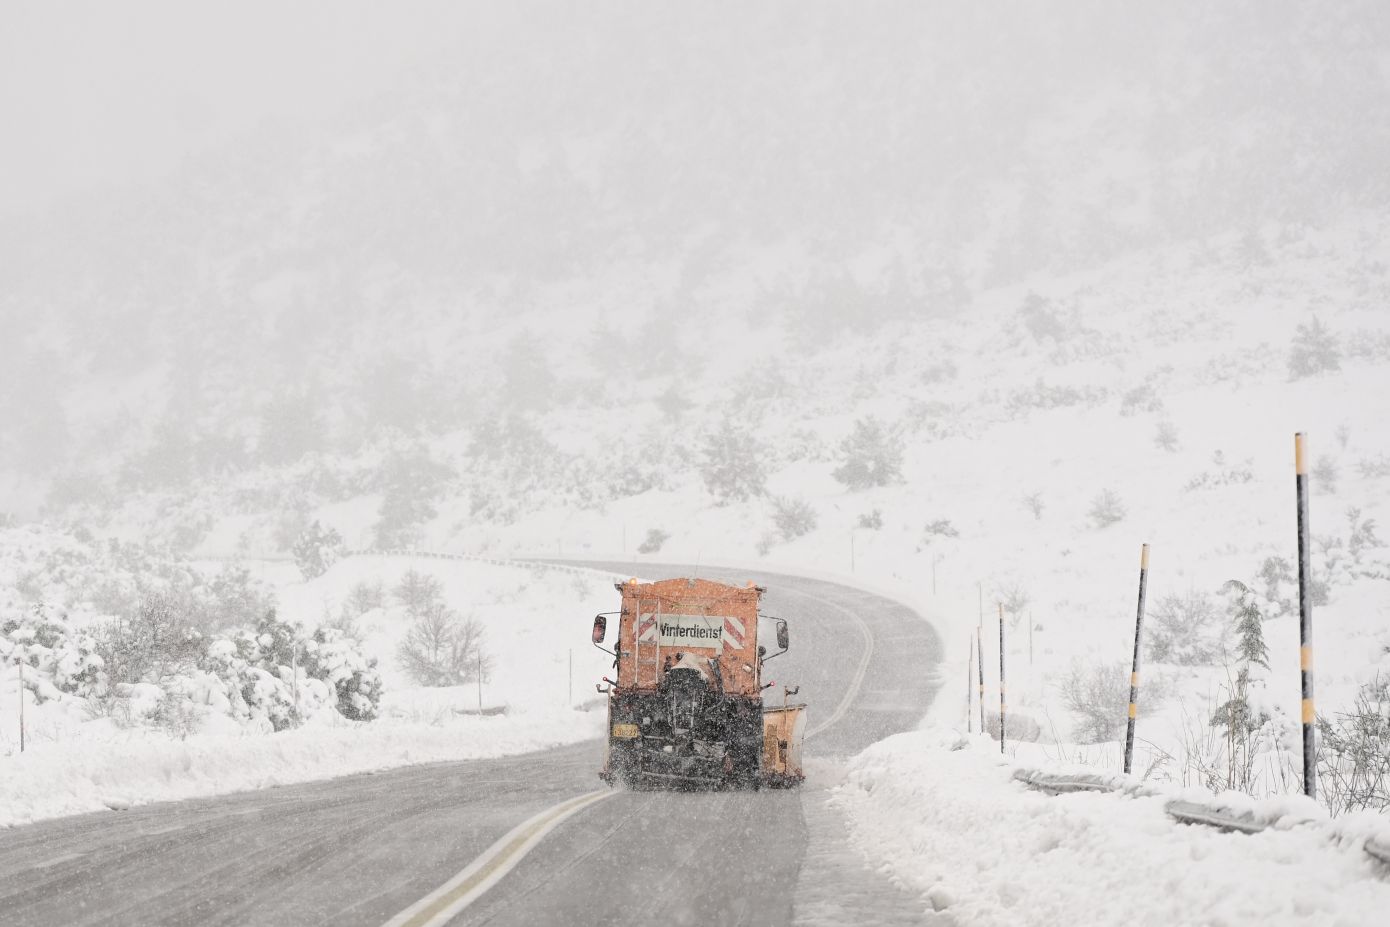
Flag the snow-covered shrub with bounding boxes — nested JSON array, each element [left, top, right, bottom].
[[1357, 454, 1390, 480], [700, 420, 767, 505], [396, 603, 490, 688], [201, 611, 381, 729], [832, 416, 904, 490], [1312, 454, 1340, 494], [921, 519, 959, 545], [1057, 659, 1165, 744], [1148, 590, 1224, 665], [1183, 450, 1254, 491], [857, 509, 884, 530], [199, 565, 276, 632], [342, 579, 386, 617], [1287, 315, 1341, 380], [1, 604, 106, 702], [1016, 292, 1067, 343], [1087, 489, 1126, 529], [94, 594, 204, 687], [1119, 383, 1163, 417], [1005, 378, 1107, 418], [1021, 493, 1045, 520], [637, 528, 670, 554], [1154, 420, 1179, 452], [770, 496, 817, 542], [307, 627, 383, 721], [393, 569, 444, 616], [292, 520, 344, 579], [1317, 676, 1390, 816]]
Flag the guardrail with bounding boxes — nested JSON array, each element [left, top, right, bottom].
[[1012, 769, 1390, 868]]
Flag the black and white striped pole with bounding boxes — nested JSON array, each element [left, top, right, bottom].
[[998, 602, 1006, 754], [1123, 543, 1150, 775], [1295, 432, 1316, 800]]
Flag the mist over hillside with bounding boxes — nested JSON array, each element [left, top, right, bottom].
[[3, 0, 1388, 522]]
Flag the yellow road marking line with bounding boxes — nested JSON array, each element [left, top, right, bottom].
[[383, 789, 616, 927]]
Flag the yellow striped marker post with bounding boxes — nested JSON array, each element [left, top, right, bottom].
[[1295, 432, 1316, 800], [998, 602, 1006, 754], [1122, 543, 1150, 775]]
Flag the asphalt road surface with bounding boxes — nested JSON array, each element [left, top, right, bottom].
[[0, 562, 942, 927]]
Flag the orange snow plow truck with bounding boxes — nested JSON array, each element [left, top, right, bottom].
[[590, 577, 805, 790]]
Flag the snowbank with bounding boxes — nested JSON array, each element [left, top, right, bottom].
[[833, 729, 1390, 925], [0, 705, 603, 827]]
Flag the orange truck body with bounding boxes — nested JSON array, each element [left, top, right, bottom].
[[596, 577, 805, 789]]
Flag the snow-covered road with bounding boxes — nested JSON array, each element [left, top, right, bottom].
[[0, 564, 943, 926]]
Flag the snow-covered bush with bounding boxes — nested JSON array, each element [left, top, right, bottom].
[[1317, 676, 1390, 816], [1287, 315, 1341, 380], [1312, 454, 1340, 494], [921, 519, 959, 545], [1148, 590, 1224, 665], [1, 604, 106, 702], [1057, 659, 1165, 744], [1021, 492, 1045, 520], [832, 416, 904, 490], [292, 520, 344, 579], [94, 594, 204, 687], [342, 579, 386, 617], [1183, 450, 1254, 491], [770, 496, 817, 542], [1154, 420, 1179, 452], [1087, 489, 1126, 529], [637, 528, 670, 554]]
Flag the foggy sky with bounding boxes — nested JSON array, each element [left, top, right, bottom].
[[0, 0, 472, 216]]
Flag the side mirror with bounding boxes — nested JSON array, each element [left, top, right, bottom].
[[591, 614, 607, 644], [776, 619, 789, 651]]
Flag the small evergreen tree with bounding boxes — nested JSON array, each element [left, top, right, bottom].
[[700, 420, 767, 505], [292, 521, 344, 580], [1223, 580, 1269, 670], [832, 416, 905, 490], [1209, 581, 1272, 791], [1288, 316, 1341, 380]]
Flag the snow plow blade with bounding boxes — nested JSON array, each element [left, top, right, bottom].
[[761, 703, 806, 787]]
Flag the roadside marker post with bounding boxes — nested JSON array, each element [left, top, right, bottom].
[[977, 582, 986, 733], [976, 624, 986, 733], [966, 634, 975, 732], [1295, 432, 1317, 800], [998, 603, 1006, 754], [18, 657, 25, 754], [1123, 543, 1150, 775]]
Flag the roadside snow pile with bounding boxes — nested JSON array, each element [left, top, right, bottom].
[[833, 730, 1390, 926], [0, 705, 603, 826]]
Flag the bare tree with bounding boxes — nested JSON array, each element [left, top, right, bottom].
[[397, 603, 491, 688]]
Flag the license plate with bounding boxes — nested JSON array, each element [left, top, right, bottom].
[[612, 723, 641, 739]]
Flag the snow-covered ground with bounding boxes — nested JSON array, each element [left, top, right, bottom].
[[831, 729, 1390, 926], [1, 546, 619, 826]]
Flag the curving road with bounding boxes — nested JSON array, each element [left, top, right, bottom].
[[0, 562, 941, 927]]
